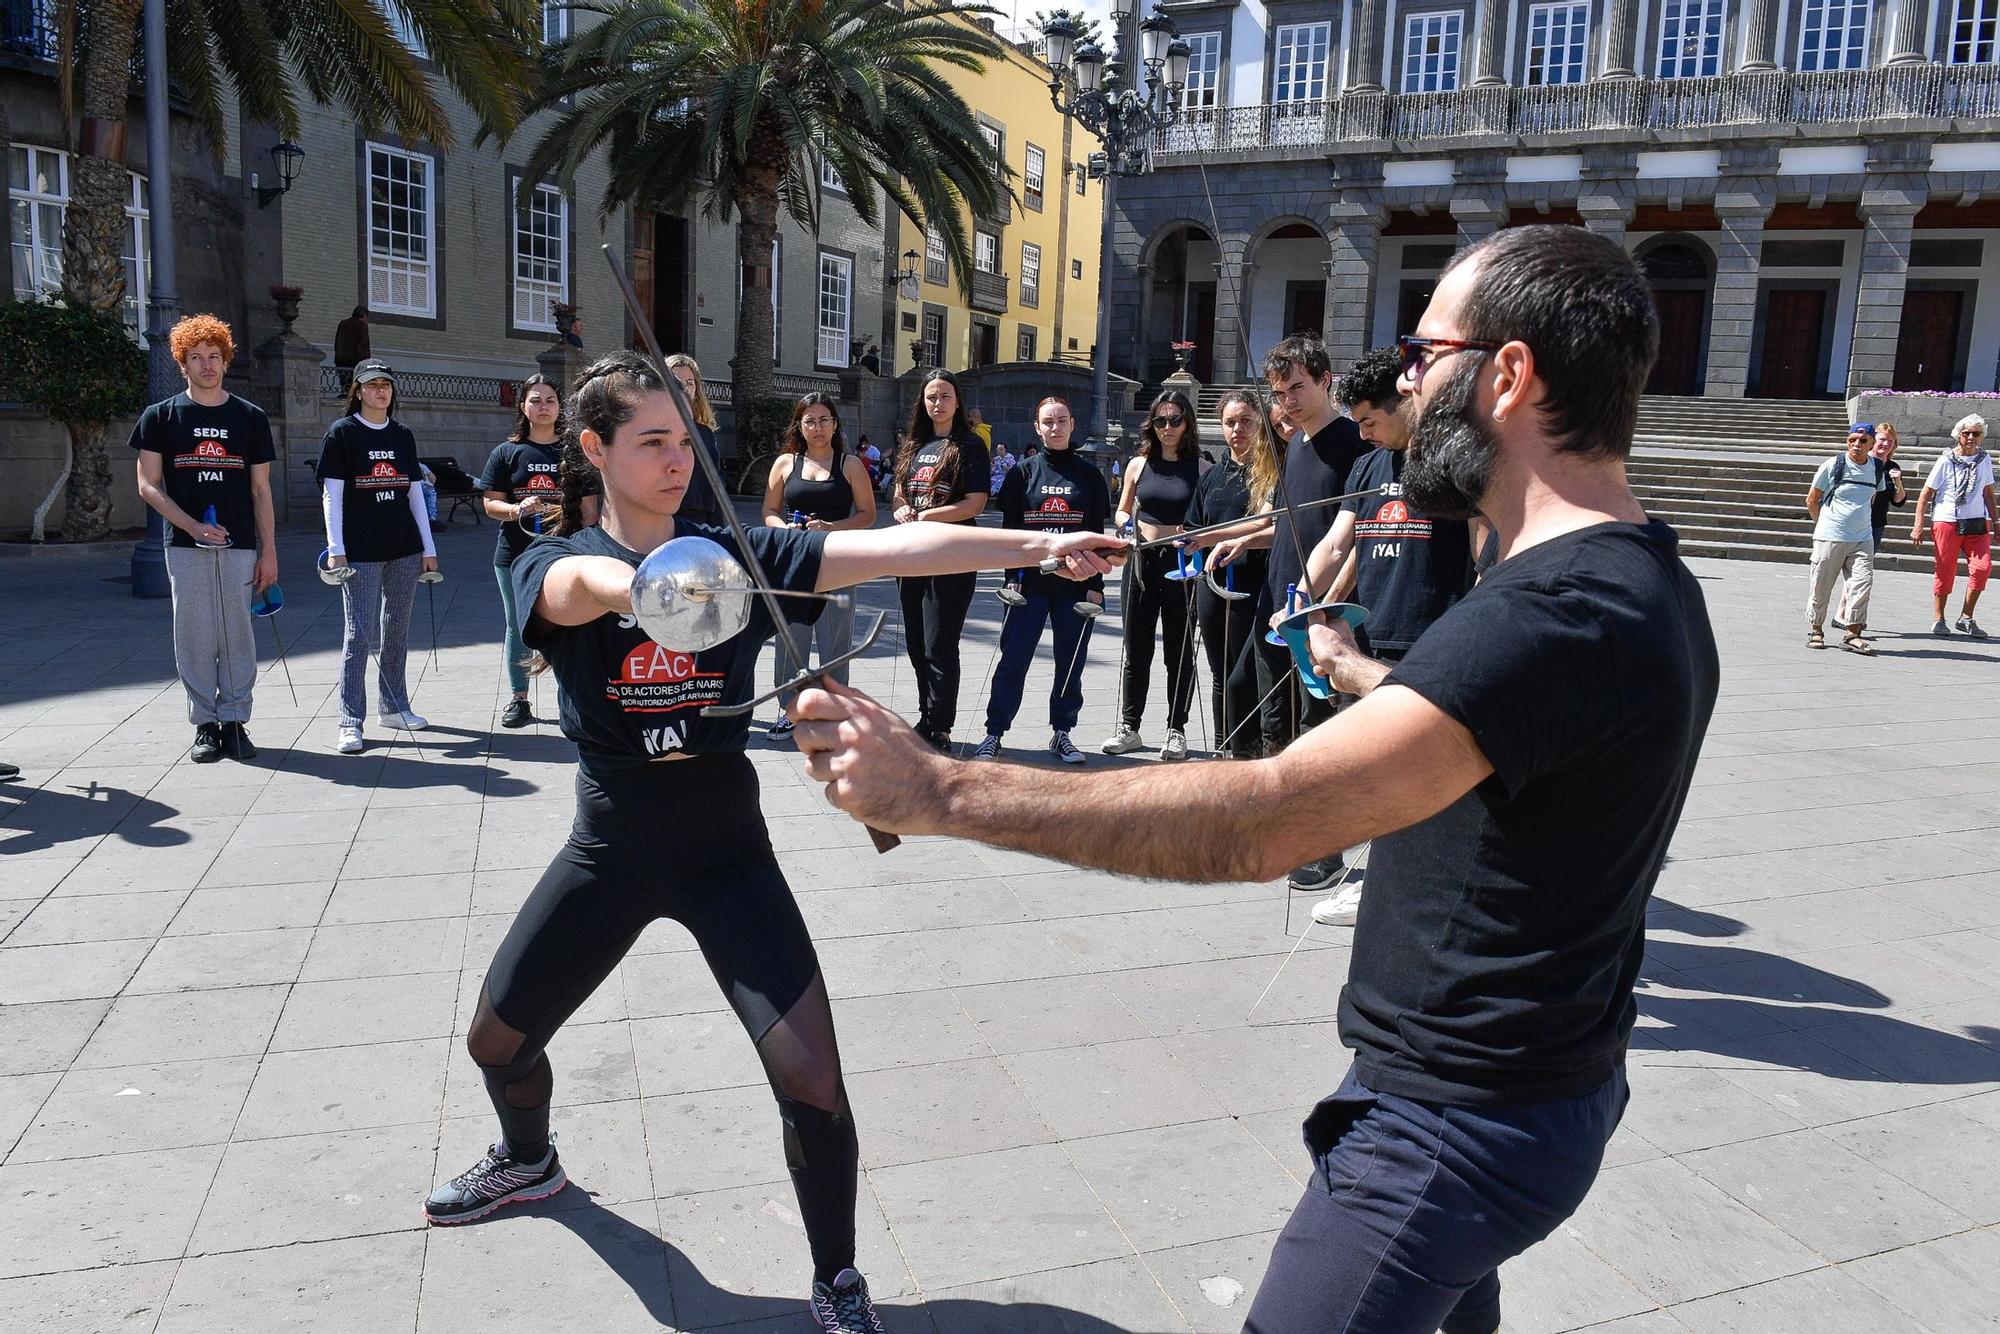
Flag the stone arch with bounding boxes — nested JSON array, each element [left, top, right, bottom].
[[1247, 216, 1332, 364], [1138, 221, 1223, 383], [1634, 234, 1717, 396]]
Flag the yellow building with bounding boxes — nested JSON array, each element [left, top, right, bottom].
[[886, 15, 1103, 374]]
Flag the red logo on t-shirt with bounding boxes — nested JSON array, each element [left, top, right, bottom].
[[621, 643, 698, 683], [195, 440, 229, 459], [1037, 497, 1072, 514], [370, 460, 399, 478], [1380, 500, 1408, 523], [525, 475, 559, 493]]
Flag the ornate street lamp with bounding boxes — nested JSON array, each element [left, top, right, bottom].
[[254, 141, 305, 208], [1039, 5, 1186, 452], [895, 248, 922, 302]]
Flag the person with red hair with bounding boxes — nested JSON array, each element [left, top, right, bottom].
[[132, 313, 277, 764]]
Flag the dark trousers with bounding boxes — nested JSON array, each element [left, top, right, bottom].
[[1118, 546, 1198, 731], [983, 591, 1095, 735], [1196, 580, 1260, 758], [1244, 586, 1333, 753], [1243, 1066, 1629, 1334], [899, 571, 977, 735]]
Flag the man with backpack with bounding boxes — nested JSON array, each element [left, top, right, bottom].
[[1804, 423, 1887, 654]]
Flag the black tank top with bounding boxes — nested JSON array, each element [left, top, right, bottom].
[[781, 449, 855, 524], [1134, 449, 1200, 526]]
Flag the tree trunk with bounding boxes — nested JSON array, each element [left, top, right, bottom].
[[58, 0, 143, 542], [730, 135, 786, 412]]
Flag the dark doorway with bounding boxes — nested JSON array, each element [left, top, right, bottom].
[[1187, 283, 1216, 381], [652, 214, 692, 353], [1756, 288, 1828, 399], [1895, 290, 1963, 391], [1649, 290, 1707, 395], [1397, 280, 1437, 340], [971, 320, 999, 368], [1284, 281, 1326, 340]]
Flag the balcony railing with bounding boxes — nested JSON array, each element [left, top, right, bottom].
[[1153, 63, 2000, 157], [970, 269, 1009, 314], [2, 0, 58, 62], [319, 367, 519, 404]]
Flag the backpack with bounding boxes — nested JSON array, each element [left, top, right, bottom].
[[1824, 454, 1884, 499]]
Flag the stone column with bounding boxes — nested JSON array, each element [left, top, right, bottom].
[[1472, 0, 1508, 86], [1884, 0, 1931, 65], [252, 332, 330, 521], [1846, 201, 1923, 394], [1578, 196, 1636, 246], [1597, 0, 1640, 79], [1325, 202, 1388, 370], [536, 340, 586, 391], [1579, 149, 1637, 246], [1210, 239, 1254, 383], [1737, 0, 1778, 71], [1703, 195, 1770, 398], [1348, 0, 1386, 93]]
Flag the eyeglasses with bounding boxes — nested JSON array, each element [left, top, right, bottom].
[[800, 416, 836, 428], [1398, 335, 1503, 379], [1151, 413, 1185, 428]]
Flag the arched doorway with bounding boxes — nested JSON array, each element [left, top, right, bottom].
[[1638, 239, 1713, 396], [1247, 220, 1328, 364], [1142, 224, 1218, 382]]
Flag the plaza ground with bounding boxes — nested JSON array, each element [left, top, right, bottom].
[[1, 514, 1997, 1333]]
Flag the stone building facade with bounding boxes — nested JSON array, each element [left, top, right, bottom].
[[1112, 0, 2000, 400]]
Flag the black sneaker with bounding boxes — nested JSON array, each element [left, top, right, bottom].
[[221, 722, 256, 761], [190, 723, 224, 764], [1287, 853, 1346, 892], [810, 1268, 886, 1334], [500, 699, 533, 729], [423, 1139, 567, 1225], [921, 728, 954, 757]]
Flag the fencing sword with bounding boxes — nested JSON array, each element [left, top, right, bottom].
[[603, 244, 899, 854], [418, 567, 443, 672], [249, 582, 297, 707], [1249, 840, 1372, 1022]]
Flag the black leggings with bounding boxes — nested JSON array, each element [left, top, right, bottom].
[[899, 570, 977, 735], [469, 753, 857, 1281], [1197, 574, 1262, 758], [1118, 546, 1199, 731]]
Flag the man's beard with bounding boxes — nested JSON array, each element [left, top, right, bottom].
[[1402, 356, 1499, 521]]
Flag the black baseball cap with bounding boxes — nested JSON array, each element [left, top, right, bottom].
[[353, 359, 394, 384]]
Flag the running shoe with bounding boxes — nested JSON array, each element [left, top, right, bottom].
[[922, 729, 954, 756], [1049, 731, 1085, 765], [500, 699, 533, 729], [190, 723, 224, 764], [221, 723, 256, 761], [810, 1268, 887, 1334], [1312, 882, 1364, 926], [424, 1139, 566, 1225], [1287, 854, 1346, 892], [1932, 618, 1953, 637], [1958, 616, 1987, 639], [378, 710, 428, 730], [770, 715, 796, 739], [337, 726, 364, 755], [1161, 729, 1189, 762], [971, 734, 1003, 760], [1100, 724, 1143, 755], [0, 762, 19, 781]]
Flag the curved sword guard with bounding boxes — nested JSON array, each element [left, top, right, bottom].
[[997, 583, 1027, 608], [1205, 558, 1249, 601], [416, 569, 444, 586], [1275, 601, 1371, 701], [317, 549, 356, 585], [1073, 599, 1105, 619], [1162, 545, 1204, 581]]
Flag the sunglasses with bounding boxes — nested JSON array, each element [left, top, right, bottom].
[[1151, 413, 1185, 428], [1398, 335, 1504, 378]]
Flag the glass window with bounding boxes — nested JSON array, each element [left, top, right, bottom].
[[1072, 258, 1083, 279], [819, 155, 844, 193], [1016, 327, 1037, 361], [978, 122, 1004, 182], [1024, 144, 1045, 211], [3, 0, 59, 60], [921, 309, 943, 367], [975, 232, 998, 274], [1526, 3, 1589, 86], [541, 0, 570, 44], [1075, 162, 1086, 195], [1182, 31, 1222, 109], [512, 180, 567, 331], [9, 145, 149, 338], [816, 252, 852, 369], [1402, 12, 1463, 93], [1658, 0, 1724, 78], [1273, 22, 1331, 103], [1020, 241, 1041, 308], [924, 226, 947, 285], [366, 143, 435, 317], [1799, 0, 1870, 72], [1953, 0, 2000, 63]]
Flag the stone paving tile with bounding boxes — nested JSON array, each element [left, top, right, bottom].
[[233, 1037, 448, 1140], [0, 1259, 180, 1333], [927, 1256, 1191, 1334], [1000, 1037, 1227, 1139], [4, 890, 188, 947], [124, 927, 314, 994], [0, 1143, 224, 1277], [0, 938, 154, 1004], [154, 1231, 426, 1334], [852, 1055, 1057, 1169], [1063, 1119, 1299, 1253], [9, 1055, 259, 1163], [188, 1121, 436, 1253]]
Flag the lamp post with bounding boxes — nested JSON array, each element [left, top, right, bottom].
[[131, 0, 178, 598], [1039, 4, 1189, 455]]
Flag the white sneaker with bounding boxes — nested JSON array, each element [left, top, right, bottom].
[[1100, 724, 1143, 755], [1049, 731, 1085, 765], [971, 734, 1003, 760], [1161, 729, 1188, 762], [1312, 883, 1364, 927], [378, 710, 428, 730], [337, 726, 364, 755]]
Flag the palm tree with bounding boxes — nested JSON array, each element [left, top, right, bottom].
[[49, 0, 538, 540], [513, 0, 1007, 414]]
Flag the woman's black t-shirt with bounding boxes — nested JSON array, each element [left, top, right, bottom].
[[903, 435, 991, 523], [781, 448, 856, 524], [1186, 454, 1269, 592], [995, 447, 1110, 598], [128, 392, 276, 550], [477, 440, 563, 568], [1870, 461, 1906, 530], [1338, 448, 1475, 653], [318, 416, 425, 563], [1132, 449, 1201, 526], [512, 523, 825, 772]]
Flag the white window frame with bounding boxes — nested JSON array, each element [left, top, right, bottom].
[[815, 251, 852, 370], [1024, 144, 1046, 211], [1181, 31, 1222, 109], [1402, 12, 1463, 94], [924, 226, 948, 285], [1657, 0, 1724, 78], [541, 0, 571, 44], [975, 231, 998, 275], [8, 145, 150, 340], [365, 141, 437, 318], [818, 155, 845, 195], [1016, 326, 1037, 361], [921, 308, 944, 368], [1952, 0, 2000, 64], [511, 179, 568, 333], [1798, 0, 1870, 72], [1273, 22, 1331, 103], [1020, 241, 1041, 308], [1525, 2, 1590, 86]]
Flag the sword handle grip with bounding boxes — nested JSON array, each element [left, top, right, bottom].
[[1038, 556, 1061, 574], [866, 825, 901, 854]]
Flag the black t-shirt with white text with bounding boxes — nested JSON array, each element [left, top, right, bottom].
[[477, 440, 564, 568], [512, 522, 825, 773], [903, 435, 991, 522], [1340, 521, 1718, 1106], [318, 416, 424, 563], [128, 392, 276, 550], [996, 447, 1110, 598], [1268, 416, 1366, 601], [1186, 454, 1269, 593], [1339, 448, 1474, 653]]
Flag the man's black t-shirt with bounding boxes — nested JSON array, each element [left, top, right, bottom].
[[477, 440, 564, 568], [512, 522, 825, 773], [1340, 521, 1719, 1106], [128, 393, 276, 549], [679, 423, 726, 528], [318, 416, 425, 563], [1339, 448, 1474, 653], [904, 435, 991, 522], [1269, 416, 1366, 601], [996, 447, 1109, 598], [1186, 455, 1269, 593]]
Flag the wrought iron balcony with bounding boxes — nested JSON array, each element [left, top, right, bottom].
[[970, 269, 1010, 314], [2, 0, 60, 63], [1153, 63, 2000, 158]]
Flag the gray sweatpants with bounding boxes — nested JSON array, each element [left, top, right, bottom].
[[165, 544, 258, 726], [772, 596, 855, 703], [339, 555, 421, 726]]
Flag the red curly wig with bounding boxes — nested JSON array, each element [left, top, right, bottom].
[[168, 314, 235, 365]]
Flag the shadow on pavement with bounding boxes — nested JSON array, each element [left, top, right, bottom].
[[0, 781, 189, 854]]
